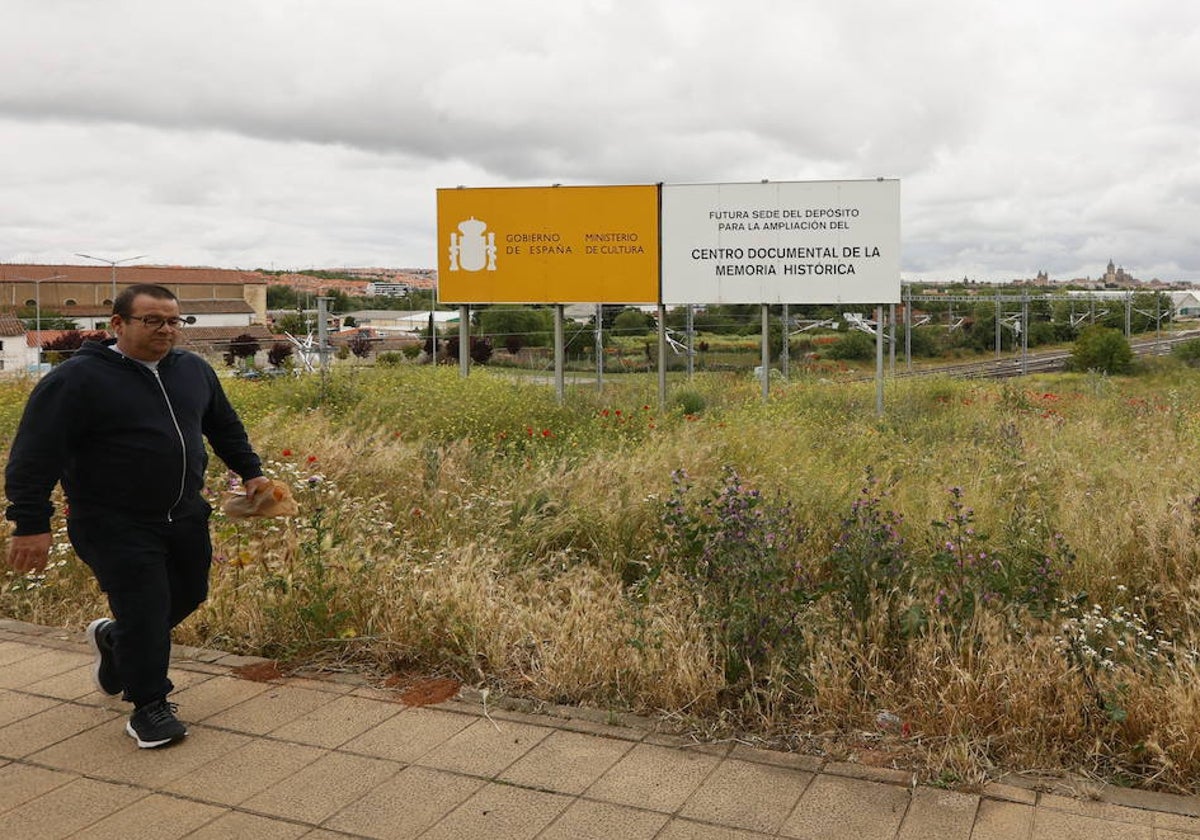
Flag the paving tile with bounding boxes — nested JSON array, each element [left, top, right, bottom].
[[0, 649, 91, 689], [779, 774, 910, 840], [0, 763, 76, 814], [0, 639, 42, 667], [895, 786, 978, 839], [417, 781, 571, 840], [982, 781, 1038, 805], [1031, 807, 1153, 839], [970, 798, 1035, 840], [585, 741, 723, 813], [182, 809, 311, 839], [168, 673, 272, 721], [162, 737, 326, 806], [497, 728, 635, 795], [0, 776, 144, 839], [1038, 792, 1156, 826], [341, 706, 473, 763], [71, 792, 226, 839], [538, 798, 669, 840], [24, 662, 100, 701], [323, 764, 485, 838], [1098, 786, 1200, 819], [240, 749, 401, 824], [657, 818, 774, 839], [417, 716, 550, 778], [201, 684, 335, 735], [0, 701, 118, 759], [0, 688, 61, 729], [31, 722, 251, 788], [277, 675, 356, 696], [729, 744, 824, 773], [1157, 811, 1200, 834], [267, 693, 403, 748], [679, 756, 812, 834], [552, 714, 648, 743]]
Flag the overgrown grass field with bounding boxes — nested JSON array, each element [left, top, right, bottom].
[[5, 362, 1200, 792]]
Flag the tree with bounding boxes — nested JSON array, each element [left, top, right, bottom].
[[17, 309, 78, 331], [1070, 326, 1133, 374], [824, 330, 876, 361], [347, 330, 374, 359], [478, 306, 553, 348], [41, 330, 108, 365], [227, 333, 261, 368], [612, 307, 654, 336], [444, 335, 494, 365], [267, 341, 294, 368], [266, 285, 301, 309], [275, 312, 309, 336]]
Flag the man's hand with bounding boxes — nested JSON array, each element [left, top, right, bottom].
[[243, 476, 272, 499], [6, 532, 53, 574]]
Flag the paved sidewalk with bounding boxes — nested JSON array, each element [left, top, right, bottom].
[[4, 619, 1200, 839]]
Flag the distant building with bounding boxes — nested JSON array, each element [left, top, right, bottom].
[[342, 310, 459, 334], [364, 281, 412, 297], [1101, 259, 1136, 286], [0, 313, 35, 374], [0, 263, 269, 324]]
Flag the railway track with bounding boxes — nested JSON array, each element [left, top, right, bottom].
[[889, 330, 1200, 380]]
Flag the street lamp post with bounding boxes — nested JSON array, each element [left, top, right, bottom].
[[16, 274, 67, 378], [75, 252, 146, 304]]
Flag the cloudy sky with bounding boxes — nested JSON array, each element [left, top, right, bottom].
[[2, 0, 1198, 283]]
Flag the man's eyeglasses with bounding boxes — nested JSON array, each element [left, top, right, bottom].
[[126, 315, 188, 330]]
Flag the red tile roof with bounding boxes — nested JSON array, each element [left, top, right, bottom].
[[0, 264, 268, 286]]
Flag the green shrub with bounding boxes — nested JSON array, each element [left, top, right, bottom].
[[1172, 338, 1200, 367], [824, 330, 876, 361], [1070, 326, 1133, 373]]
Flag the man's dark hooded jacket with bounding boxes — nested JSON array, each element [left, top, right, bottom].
[[5, 339, 263, 535]]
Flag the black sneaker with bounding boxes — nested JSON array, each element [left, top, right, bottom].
[[86, 618, 123, 696], [126, 699, 188, 749]]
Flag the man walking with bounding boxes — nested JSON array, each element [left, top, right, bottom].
[[5, 283, 269, 748]]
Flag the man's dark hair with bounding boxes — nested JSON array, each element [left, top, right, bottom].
[[113, 284, 177, 318]]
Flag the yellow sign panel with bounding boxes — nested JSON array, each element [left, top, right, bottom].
[[436, 185, 660, 304]]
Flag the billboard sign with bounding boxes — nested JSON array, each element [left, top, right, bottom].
[[436, 185, 659, 304], [660, 179, 900, 304]]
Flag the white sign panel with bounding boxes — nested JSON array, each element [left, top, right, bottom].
[[661, 180, 900, 304]]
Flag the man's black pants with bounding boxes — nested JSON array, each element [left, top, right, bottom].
[[68, 508, 213, 707]]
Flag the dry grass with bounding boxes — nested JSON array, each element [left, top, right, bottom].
[[7, 364, 1200, 790]]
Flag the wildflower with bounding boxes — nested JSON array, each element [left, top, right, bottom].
[[541, 429, 552, 438], [306, 455, 317, 463], [282, 448, 293, 456]]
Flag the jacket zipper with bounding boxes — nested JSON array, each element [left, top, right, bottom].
[[151, 368, 188, 522]]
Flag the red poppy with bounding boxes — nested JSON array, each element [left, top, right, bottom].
[[306, 455, 318, 463], [541, 429, 552, 438], [282, 449, 293, 457]]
